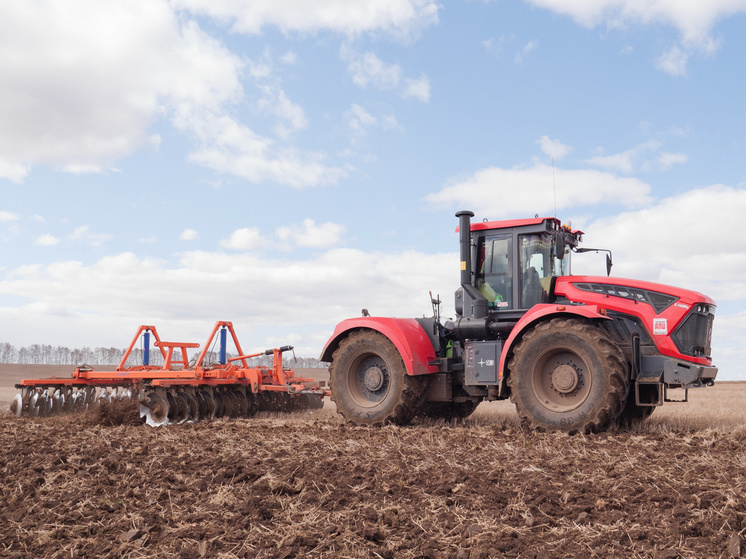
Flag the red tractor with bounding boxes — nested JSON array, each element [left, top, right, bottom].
[[321, 211, 717, 433]]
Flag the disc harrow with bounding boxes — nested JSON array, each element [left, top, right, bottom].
[[11, 321, 328, 426]]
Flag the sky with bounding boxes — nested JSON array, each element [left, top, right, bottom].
[[1, 1, 745, 379]]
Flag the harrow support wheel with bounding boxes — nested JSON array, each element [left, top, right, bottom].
[[507, 318, 628, 434], [330, 330, 429, 426]]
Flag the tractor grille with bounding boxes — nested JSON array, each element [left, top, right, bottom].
[[573, 282, 678, 313], [672, 304, 715, 359]]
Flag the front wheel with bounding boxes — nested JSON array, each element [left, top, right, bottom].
[[507, 318, 627, 434], [329, 330, 428, 426]]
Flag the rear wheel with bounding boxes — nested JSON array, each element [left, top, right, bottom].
[[330, 330, 429, 426], [507, 318, 627, 434]]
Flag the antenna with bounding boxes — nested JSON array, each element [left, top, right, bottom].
[[552, 157, 557, 217]]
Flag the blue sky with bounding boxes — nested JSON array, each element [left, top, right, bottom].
[[1, 1, 745, 379]]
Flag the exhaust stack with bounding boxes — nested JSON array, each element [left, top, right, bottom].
[[456, 210, 474, 288], [454, 210, 488, 321]]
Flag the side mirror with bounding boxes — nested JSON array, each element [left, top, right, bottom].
[[555, 232, 566, 260], [606, 254, 613, 276]]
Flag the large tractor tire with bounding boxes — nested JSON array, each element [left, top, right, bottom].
[[329, 330, 429, 426], [507, 318, 628, 434]]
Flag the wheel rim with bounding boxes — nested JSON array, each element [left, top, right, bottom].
[[346, 353, 391, 408], [530, 349, 592, 412]]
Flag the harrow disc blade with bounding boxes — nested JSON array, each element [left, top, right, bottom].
[[71, 391, 86, 413], [232, 391, 249, 417], [10, 393, 23, 417], [62, 389, 73, 412], [246, 392, 257, 417], [37, 393, 49, 417], [213, 392, 225, 418], [173, 391, 190, 424], [28, 392, 39, 417], [222, 391, 236, 418], [140, 392, 169, 427], [52, 391, 65, 414], [183, 392, 199, 423], [197, 390, 215, 419]]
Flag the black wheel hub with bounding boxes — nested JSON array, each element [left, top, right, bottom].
[[350, 355, 390, 405], [363, 366, 385, 391], [552, 364, 579, 393], [531, 350, 590, 412]]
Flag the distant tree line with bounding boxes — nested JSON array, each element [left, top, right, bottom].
[[0, 342, 326, 368]]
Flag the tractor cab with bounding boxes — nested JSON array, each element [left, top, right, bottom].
[[454, 213, 582, 334], [471, 217, 582, 312]]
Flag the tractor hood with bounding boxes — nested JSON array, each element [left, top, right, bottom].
[[554, 275, 716, 363], [554, 275, 716, 312]]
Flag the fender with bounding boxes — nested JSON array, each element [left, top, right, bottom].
[[320, 317, 439, 376], [499, 303, 611, 384]]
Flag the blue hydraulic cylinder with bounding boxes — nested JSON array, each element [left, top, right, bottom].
[[220, 327, 227, 365], [143, 331, 150, 366]]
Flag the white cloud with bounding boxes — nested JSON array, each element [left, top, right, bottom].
[[0, 2, 239, 176], [526, 0, 745, 75], [0, 158, 29, 183], [524, 0, 745, 48], [345, 50, 402, 89], [257, 86, 309, 139], [576, 185, 746, 294], [0, 211, 20, 222], [585, 140, 663, 173], [0, 1, 345, 188], [276, 219, 346, 249], [0, 246, 456, 351], [482, 35, 514, 57], [219, 227, 265, 250], [515, 40, 539, 64], [180, 229, 200, 241], [656, 45, 689, 76], [279, 51, 297, 65], [69, 225, 112, 247], [538, 136, 572, 160], [403, 74, 430, 102], [35, 234, 59, 246], [345, 104, 400, 136], [658, 151, 689, 169], [426, 163, 652, 218], [341, 46, 430, 102], [171, 0, 439, 37], [182, 112, 346, 188]]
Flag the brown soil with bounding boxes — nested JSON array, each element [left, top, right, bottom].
[[2, 405, 745, 558]]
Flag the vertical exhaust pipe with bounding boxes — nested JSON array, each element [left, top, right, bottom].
[[454, 210, 488, 320], [456, 210, 474, 288]]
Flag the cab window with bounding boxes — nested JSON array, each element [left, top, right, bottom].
[[476, 235, 512, 309]]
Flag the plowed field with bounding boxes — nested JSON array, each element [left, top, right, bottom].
[[2, 371, 746, 558]]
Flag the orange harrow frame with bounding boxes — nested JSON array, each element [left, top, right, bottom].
[[12, 321, 329, 425]]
